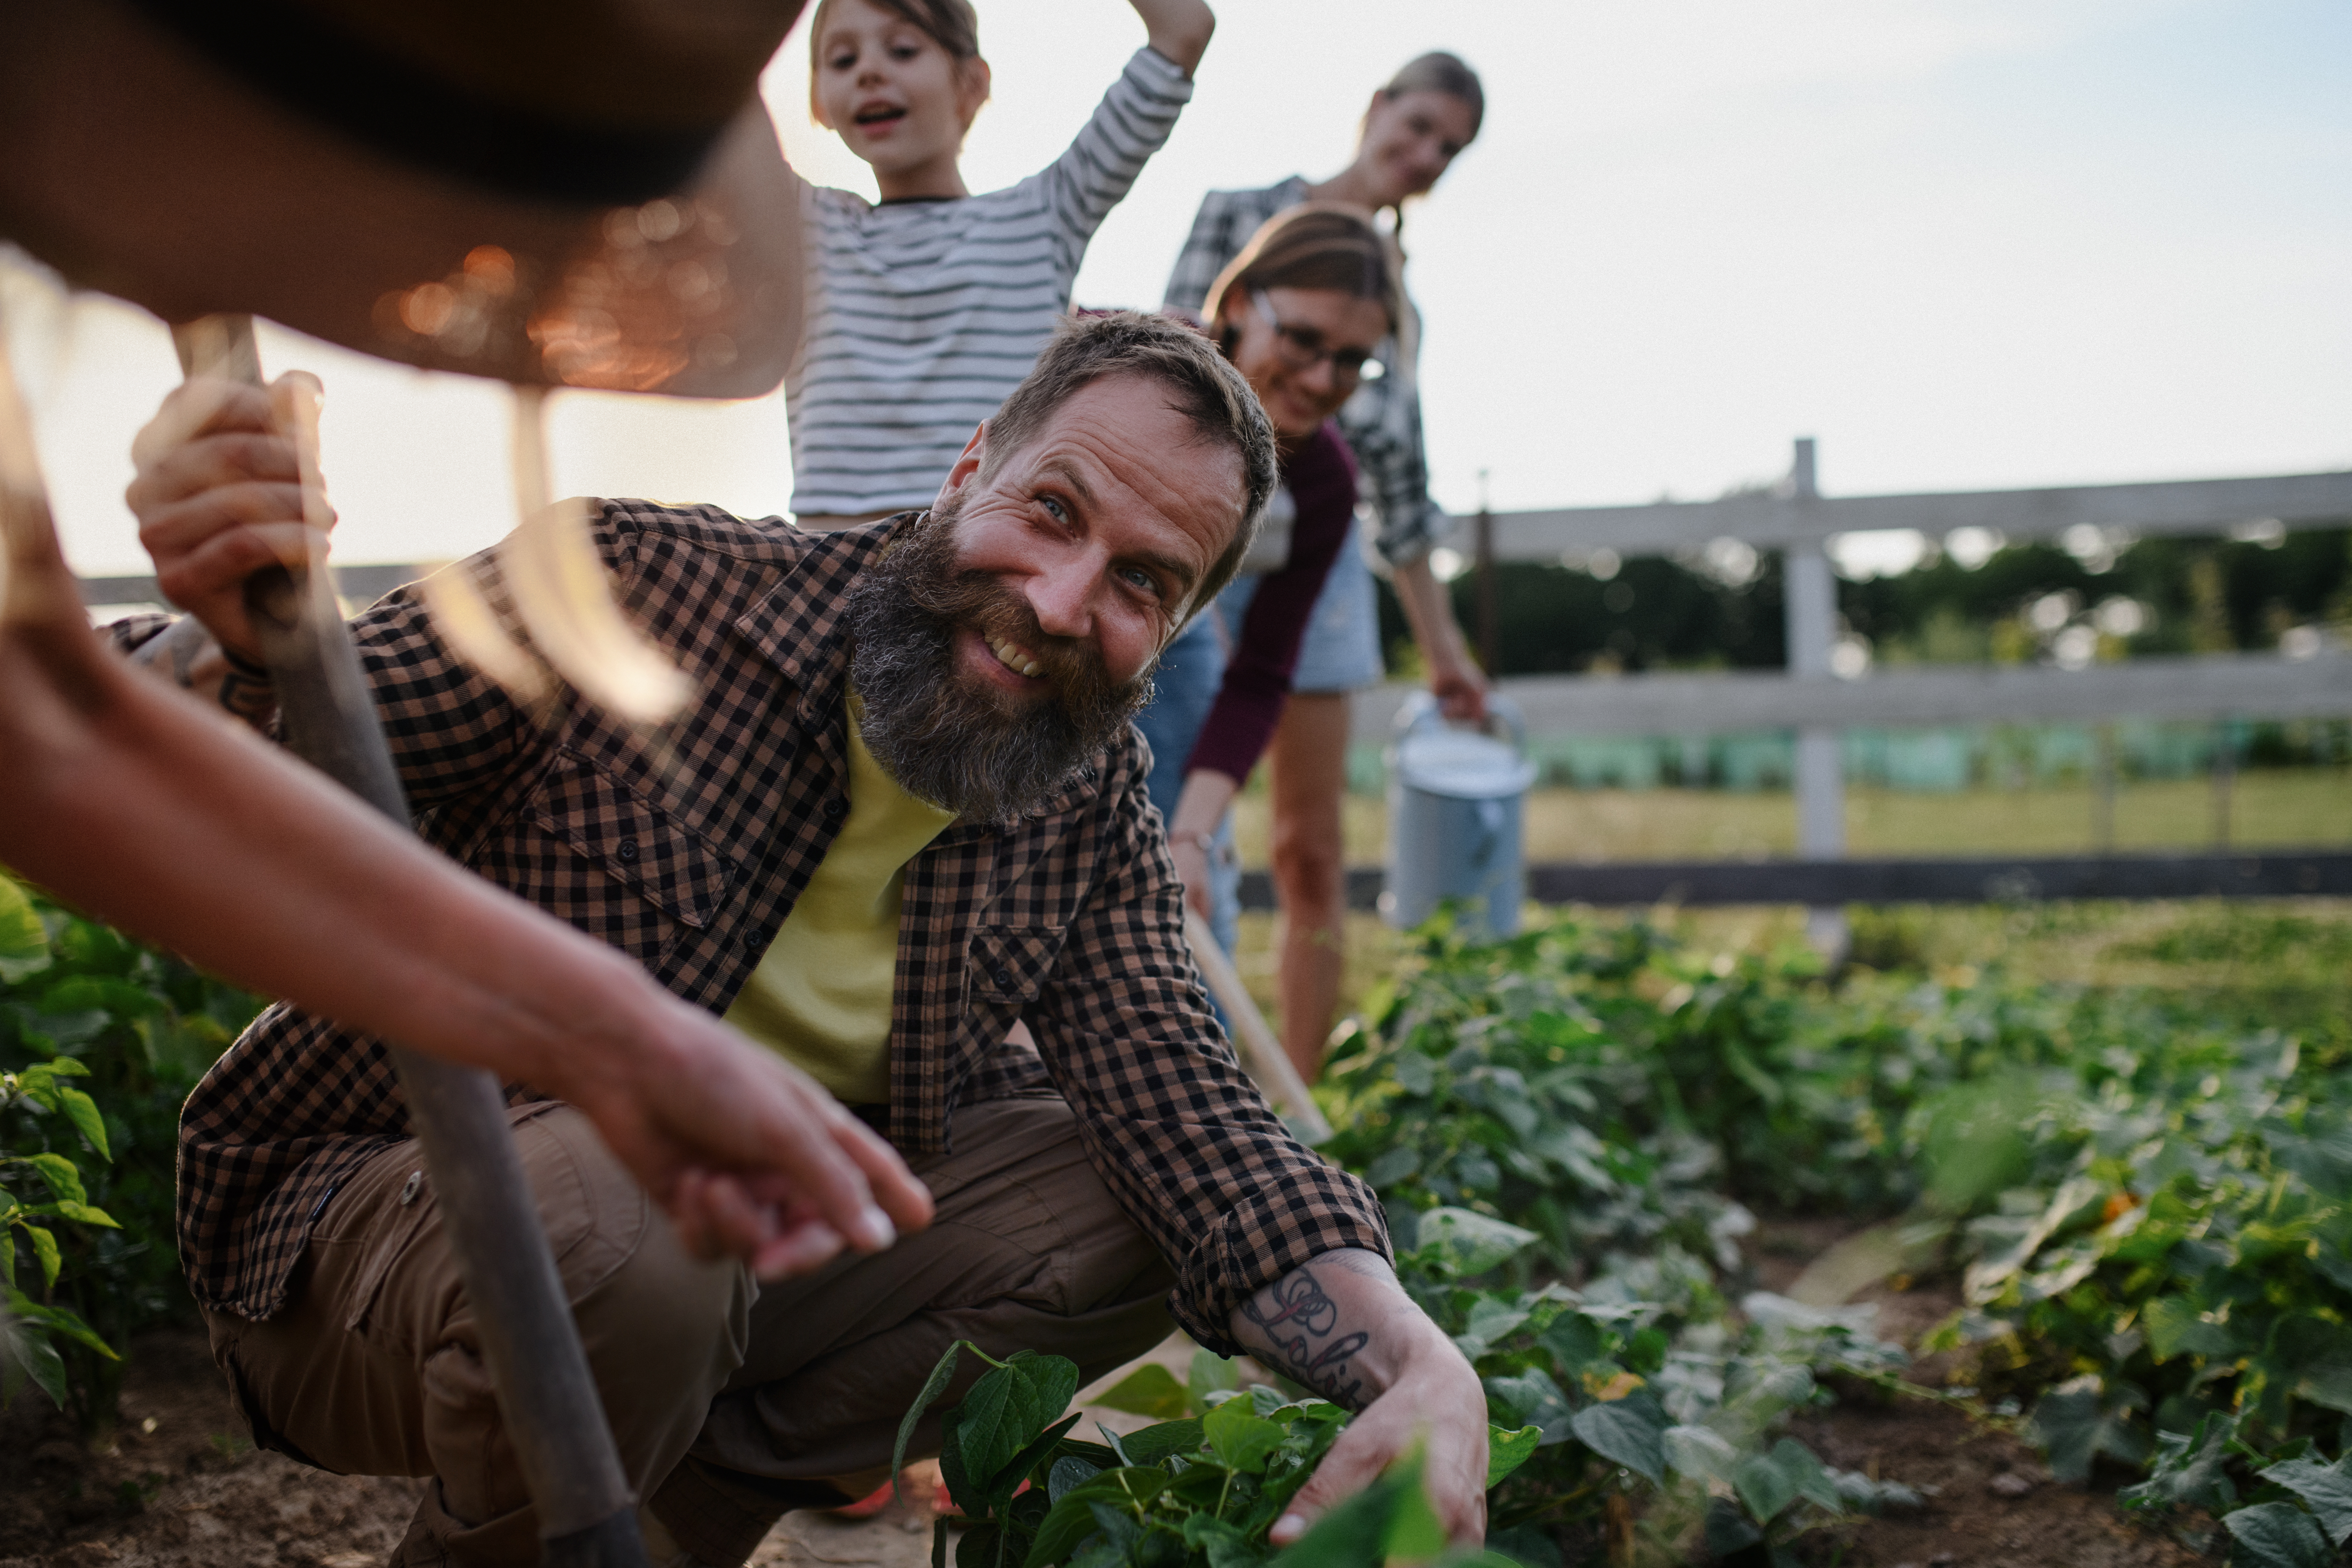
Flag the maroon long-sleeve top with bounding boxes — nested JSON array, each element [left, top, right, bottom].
[[1185, 419, 1360, 784]]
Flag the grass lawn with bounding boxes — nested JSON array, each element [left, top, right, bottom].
[[1227, 766, 2352, 868]]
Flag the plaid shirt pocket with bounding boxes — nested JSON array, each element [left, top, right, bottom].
[[966, 925, 1070, 1006]]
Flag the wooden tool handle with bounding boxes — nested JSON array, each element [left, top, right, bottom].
[[1184, 907, 1333, 1143], [168, 316, 649, 1566]]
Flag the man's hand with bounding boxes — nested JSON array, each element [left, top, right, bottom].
[[555, 989, 934, 1278], [125, 373, 332, 666], [1228, 1250, 1489, 1547]]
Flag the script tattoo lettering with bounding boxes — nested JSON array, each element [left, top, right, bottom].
[[1240, 1266, 1370, 1407]]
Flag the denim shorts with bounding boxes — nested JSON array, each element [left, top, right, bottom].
[[1215, 516, 1386, 696]]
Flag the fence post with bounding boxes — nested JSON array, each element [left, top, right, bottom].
[[1784, 437, 1849, 959], [2212, 716, 2237, 849], [1474, 469, 1498, 677]]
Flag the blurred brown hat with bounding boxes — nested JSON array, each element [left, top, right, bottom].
[[0, 0, 808, 397]]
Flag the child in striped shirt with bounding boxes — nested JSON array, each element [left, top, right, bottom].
[[788, 0, 1212, 526]]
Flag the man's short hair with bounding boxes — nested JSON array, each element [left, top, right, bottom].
[[980, 310, 1278, 619]]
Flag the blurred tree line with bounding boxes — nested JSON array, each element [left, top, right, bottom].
[[1377, 526, 2352, 678]]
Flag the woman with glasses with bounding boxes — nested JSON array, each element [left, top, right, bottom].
[[1157, 52, 1490, 1081], [1135, 206, 1401, 1033]]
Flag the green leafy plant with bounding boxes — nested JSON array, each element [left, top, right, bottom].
[[2, 1056, 121, 1411], [0, 868, 260, 1432], [890, 1340, 1538, 1568]]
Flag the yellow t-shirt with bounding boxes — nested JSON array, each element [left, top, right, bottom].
[[723, 697, 957, 1104]]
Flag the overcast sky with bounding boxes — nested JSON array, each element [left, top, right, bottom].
[[9, 0, 2347, 577]]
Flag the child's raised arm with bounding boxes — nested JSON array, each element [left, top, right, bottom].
[[1129, 0, 1213, 77]]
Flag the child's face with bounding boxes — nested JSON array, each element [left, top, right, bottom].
[[813, 0, 986, 177]]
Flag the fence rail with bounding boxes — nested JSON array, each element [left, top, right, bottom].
[[1351, 651, 2352, 741], [1242, 851, 2352, 913], [1439, 469, 2352, 558]]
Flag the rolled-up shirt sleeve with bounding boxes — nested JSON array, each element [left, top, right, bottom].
[[1024, 750, 1389, 1351]]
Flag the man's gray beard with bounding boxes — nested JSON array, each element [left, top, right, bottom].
[[844, 501, 1157, 822]]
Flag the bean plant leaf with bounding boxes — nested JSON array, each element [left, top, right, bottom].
[[1189, 1349, 1240, 1413], [1415, 1209, 1538, 1278], [2144, 1297, 2235, 1362], [2222, 1502, 2333, 1568], [2028, 1378, 2150, 1484], [1568, 1391, 1667, 1485], [1019, 1469, 1165, 1568], [2122, 1415, 2238, 1514], [1092, 1362, 1190, 1421], [1205, 1397, 1288, 1474], [894, 1340, 972, 1503], [1115, 1418, 1205, 1466], [1733, 1449, 1798, 1524], [1485, 1423, 1540, 1487], [2259, 1453, 2352, 1546]]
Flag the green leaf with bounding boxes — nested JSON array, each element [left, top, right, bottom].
[[26, 1153, 85, 1206], [1189, 1349, 1240, 1414], [1768, 1438, 1842, 1515], [1537, 1313, 1604, 1378], [1019, 1470, 1165, 1568], [1, 1320, 68, 1409], [1117, 1418, 1206, 1466], [1205, 1397, 1288, 1474], [2123, 1415, 2238, 1515], [0, 873, 48, 983], [2222, 1502, 2332, 1568], [1569, 1391, 1667, 1485], [1267, 1464, 1410, 1568], [895, 1341, 971, 1504], [1415, 1209, 1538, 1278], [50, 1202, 117, 1229], [2144, 1297, 2236, 1362], [1733, 1451, 1799, 1524], [2027, 1378, 2149, 1485], [1091, 1362, 1191, 1421], [1485, 1424, 1540, 1488], [6, 1292, 117, 1360], [57, 1087, 109, 1162], [2259, 1453, 2352, 1546], [1181, 1513, 1263, 1568], [25, 1226, 59, 1292]]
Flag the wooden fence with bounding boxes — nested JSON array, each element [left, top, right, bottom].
[[79, 452, 2352, 912]]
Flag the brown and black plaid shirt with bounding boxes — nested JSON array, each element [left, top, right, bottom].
[[158, 504, 1385, 1350]]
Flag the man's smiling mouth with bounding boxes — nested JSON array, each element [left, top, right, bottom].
[[989, 635, 1042, 678]]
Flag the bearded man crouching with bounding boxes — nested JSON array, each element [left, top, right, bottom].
[[114, 311, 1488, 1568]]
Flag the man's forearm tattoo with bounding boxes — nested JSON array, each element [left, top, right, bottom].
[[1241, 1265, 1370, 1408]]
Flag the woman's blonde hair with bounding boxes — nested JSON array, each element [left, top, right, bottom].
[[1201, 203, 1415, 370]]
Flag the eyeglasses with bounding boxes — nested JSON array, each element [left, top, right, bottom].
[[1251, 291, 1386, 384]]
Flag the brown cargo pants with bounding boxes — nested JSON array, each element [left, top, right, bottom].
[[203, 1096, 1177, 1568]]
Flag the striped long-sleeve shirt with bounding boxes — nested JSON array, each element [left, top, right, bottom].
[[1162, 177, 1447, 569], [786, 47, 1192, 517]]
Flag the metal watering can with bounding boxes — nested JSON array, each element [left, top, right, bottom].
[[1384, 693, 1538, 937]]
